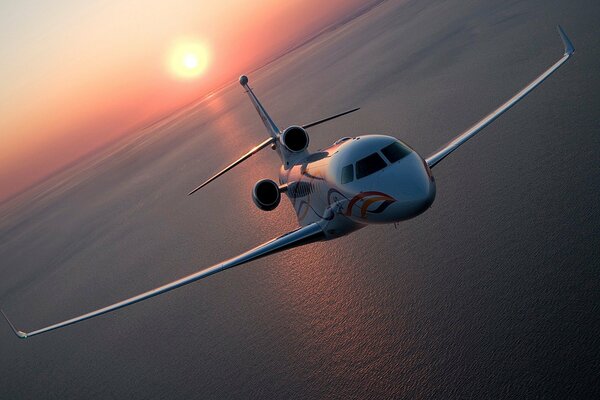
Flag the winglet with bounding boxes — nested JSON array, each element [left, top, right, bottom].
[[425, 25, 575, 169], [1, 309, 28, 339], [558, 25, 575, 56]]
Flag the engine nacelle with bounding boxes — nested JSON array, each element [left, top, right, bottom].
[[252, 179, 281, 211], [280, 126, 309, 153]]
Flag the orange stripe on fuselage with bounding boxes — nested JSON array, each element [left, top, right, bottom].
[[360, 196, 393, 217], [345, 191, 395, 216]]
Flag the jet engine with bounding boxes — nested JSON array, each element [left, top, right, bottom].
[[252, 179, 281, 211], [280, 126, 309, 152]]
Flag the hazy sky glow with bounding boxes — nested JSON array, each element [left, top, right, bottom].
[[0, 0, 367, 202]]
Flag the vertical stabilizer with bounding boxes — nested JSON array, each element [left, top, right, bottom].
[[239, 75, 280, 139]]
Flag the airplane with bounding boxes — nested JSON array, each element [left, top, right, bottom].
[[1, 26, 574, 339]]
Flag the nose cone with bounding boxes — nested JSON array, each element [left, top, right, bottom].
[[382, 154, 436, 221], [341, 152, 435, 224]]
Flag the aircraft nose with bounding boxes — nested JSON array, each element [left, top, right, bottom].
[[386, 158, 436, 221], [412, 176, 436, 215], [343, 154, 435, 223]]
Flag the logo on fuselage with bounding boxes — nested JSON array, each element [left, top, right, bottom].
[[345, 191, 396, 218]]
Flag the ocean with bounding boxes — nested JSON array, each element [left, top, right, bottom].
[[1, 0, 599, 398]]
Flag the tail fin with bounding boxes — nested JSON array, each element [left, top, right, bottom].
[[239, 75, 279, 139]]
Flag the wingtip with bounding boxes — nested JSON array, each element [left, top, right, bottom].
[[1, 309, 28, 339], [187, 184, 204, 196], [557, 25, 575, 56]]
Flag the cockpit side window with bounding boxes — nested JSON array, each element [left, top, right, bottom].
[[381, 141, 412, 163], [341, 164, 354, 184], [356, 153, 387, 179]]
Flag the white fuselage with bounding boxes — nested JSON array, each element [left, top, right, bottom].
[[279, 134, 436, 239]]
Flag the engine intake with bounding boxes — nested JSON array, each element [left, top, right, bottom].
[[252, 179, 281, 211], [281, 126, 309, 153]]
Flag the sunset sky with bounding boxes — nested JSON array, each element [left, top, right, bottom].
[[0, 0, 368, 202]]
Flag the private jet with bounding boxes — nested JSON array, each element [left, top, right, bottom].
[[2, 26, 575, 338]]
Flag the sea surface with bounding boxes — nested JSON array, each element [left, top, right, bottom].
[[1, 0, 599, 398]]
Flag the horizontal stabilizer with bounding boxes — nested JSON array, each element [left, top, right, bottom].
[[188, 136, 275, 195], [302, 107, 360, 129]]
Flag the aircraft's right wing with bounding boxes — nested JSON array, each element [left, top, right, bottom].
[[425, 26, 575, 169], [2, 222, 325, 339]]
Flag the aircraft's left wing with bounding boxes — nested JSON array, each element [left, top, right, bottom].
[[426, 26, 574, 169], [1, 223, 325, 339]]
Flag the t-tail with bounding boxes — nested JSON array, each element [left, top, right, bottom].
[[187, 75, 359, 196], [239, 75, 280, 139]]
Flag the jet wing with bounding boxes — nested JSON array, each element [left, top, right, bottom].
[[425, 26, 574, 169], [2, 223, 325, 339]]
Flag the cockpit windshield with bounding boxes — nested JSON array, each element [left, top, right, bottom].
[[356, 152, 387, 179], [381, 141, 412, 163], [341, 164, 354, 184], [342, 141, 412, 183]]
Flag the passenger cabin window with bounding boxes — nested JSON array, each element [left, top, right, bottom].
[[381, 141, 412, 163], [356, 153, 387, 179], [341, 164, 354, 184]]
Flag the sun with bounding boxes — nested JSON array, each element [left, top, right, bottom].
[[183, 53, 199, 69], [169, 40, 210, 79]]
